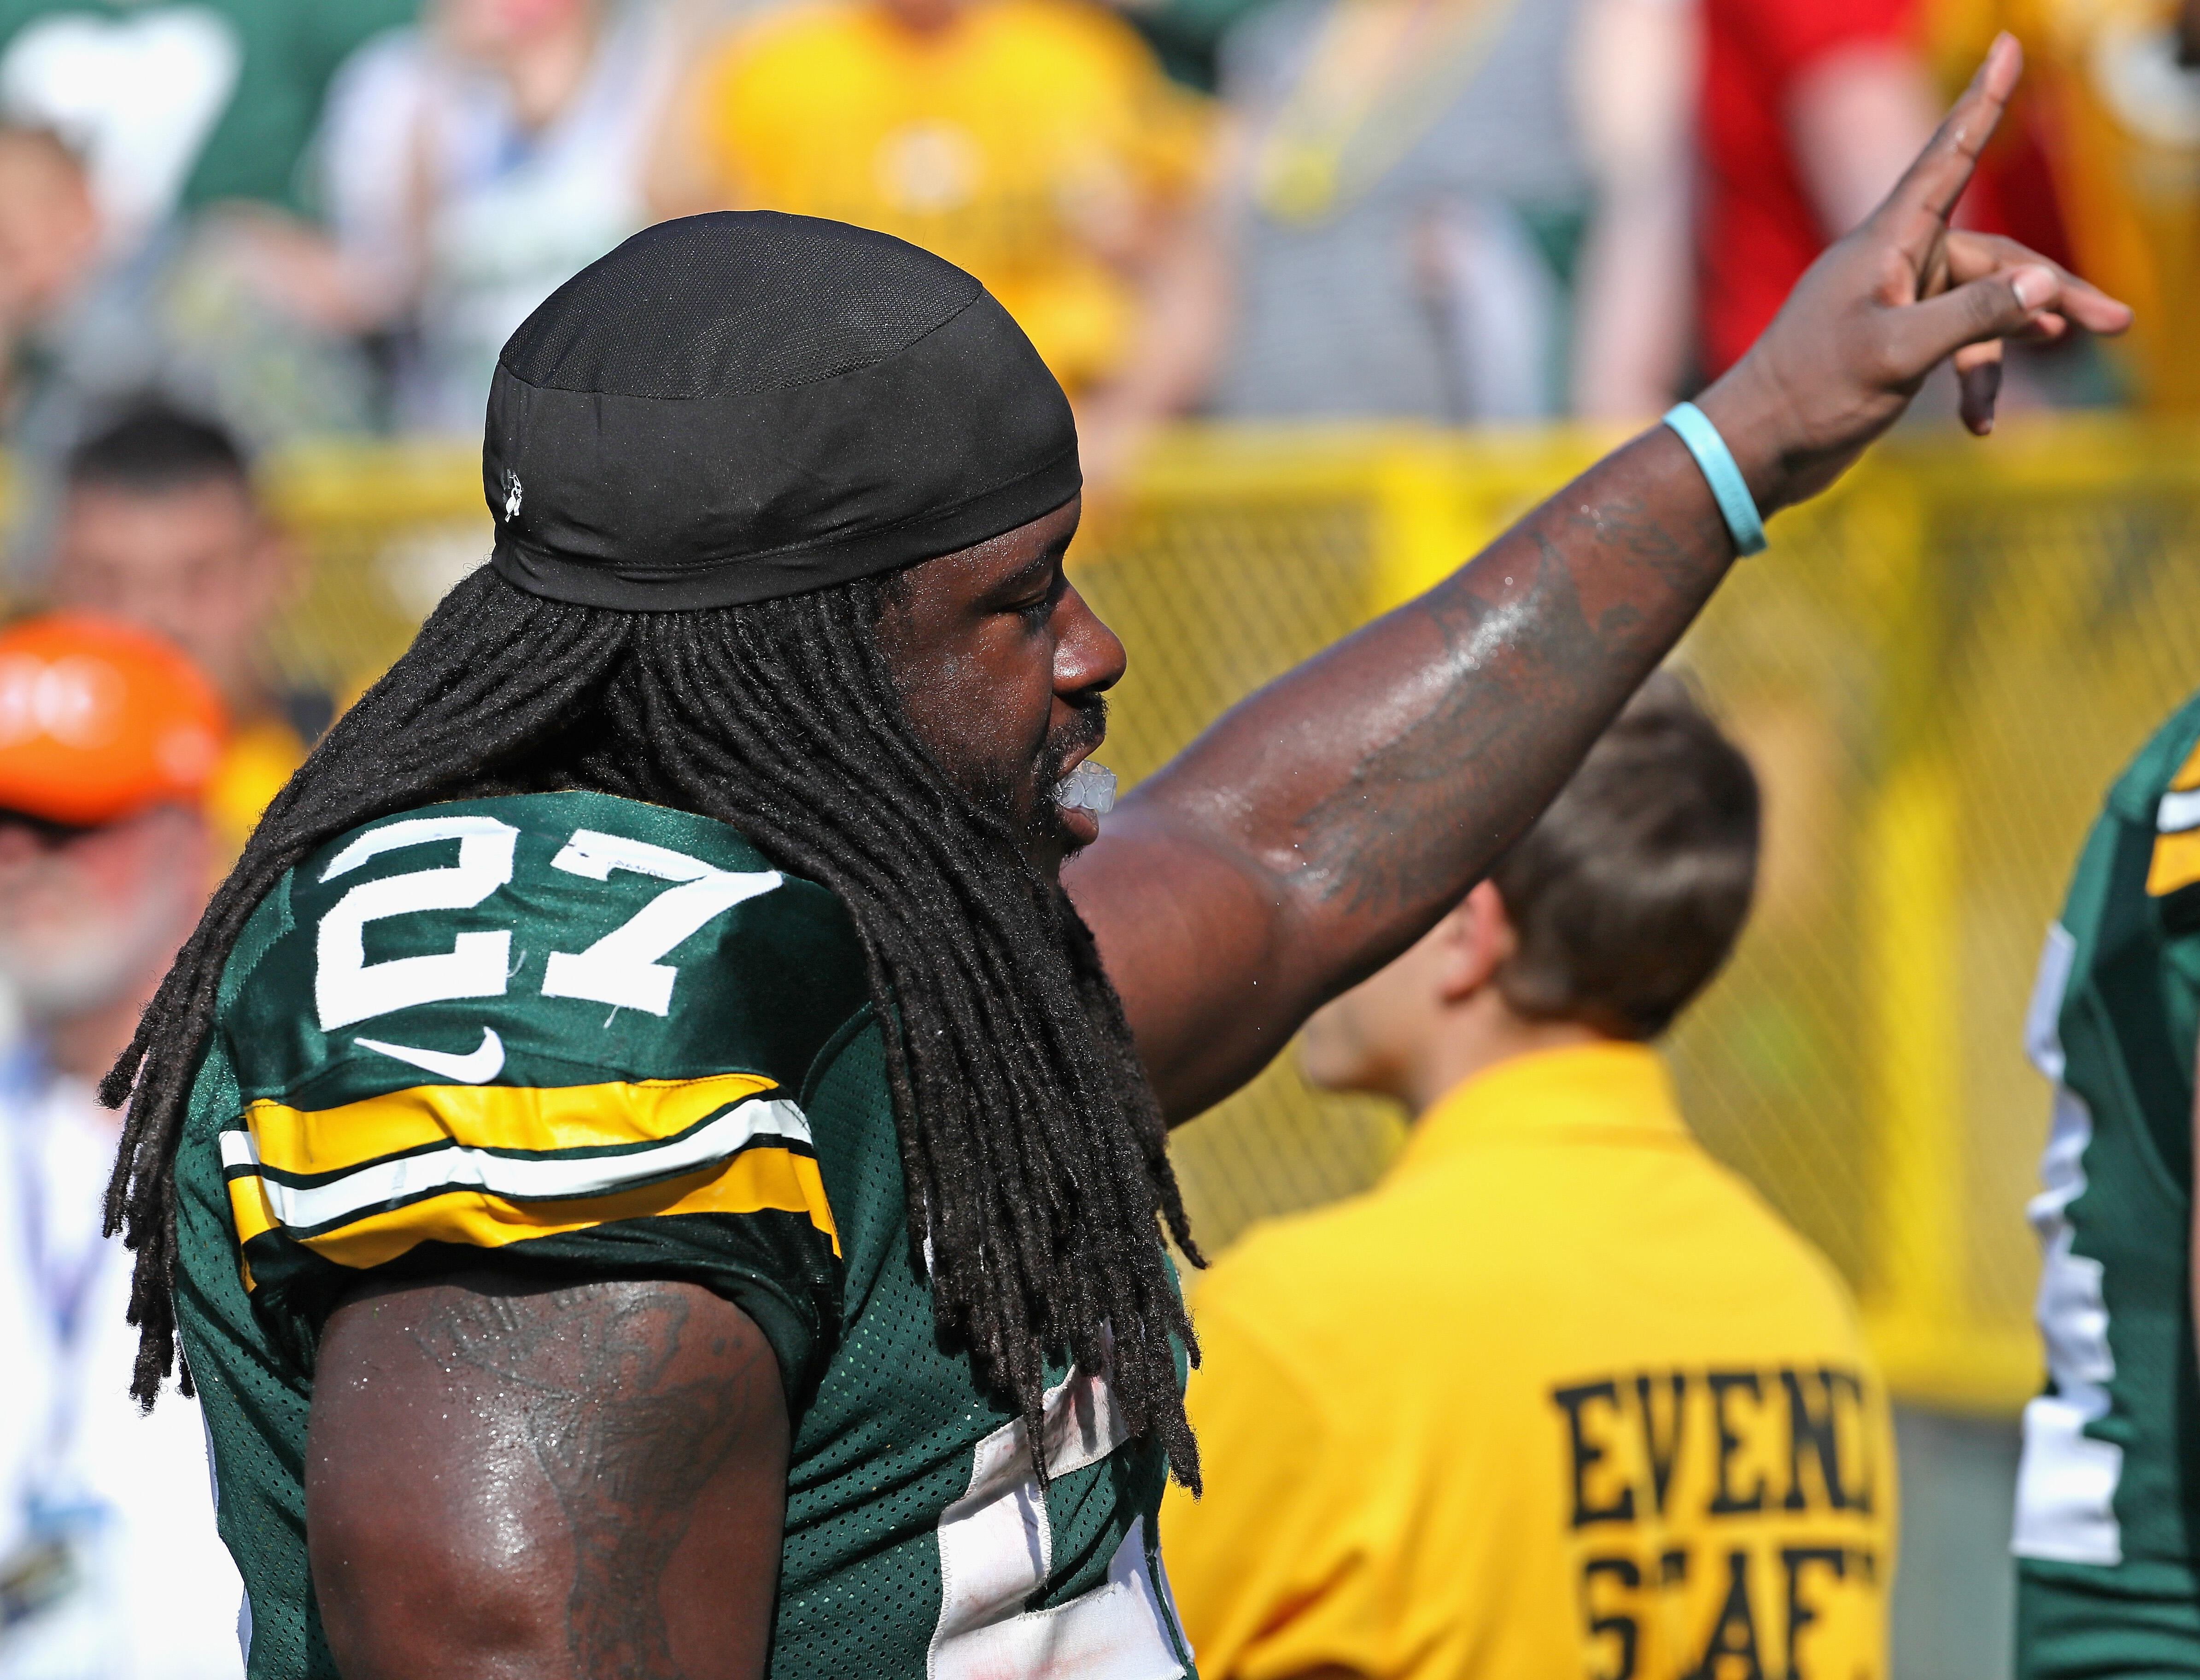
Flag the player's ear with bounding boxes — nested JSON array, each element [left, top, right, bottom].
[[1435, 881, 1517, 1003]]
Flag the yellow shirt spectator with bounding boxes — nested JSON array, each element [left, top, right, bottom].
[[683, 0, 1206, 393], [1164, 1042, 1896, 1680]]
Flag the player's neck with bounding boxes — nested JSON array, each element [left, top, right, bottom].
[[1407, 996, 1609, 1120]]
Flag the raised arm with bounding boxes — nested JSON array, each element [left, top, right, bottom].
[[1067, 38, 2130, 1120], [307, 1270, 790, 1680]]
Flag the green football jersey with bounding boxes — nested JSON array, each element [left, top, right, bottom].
[[171, 789, 1195, 1680], [2014, 689, 2200, 1679]]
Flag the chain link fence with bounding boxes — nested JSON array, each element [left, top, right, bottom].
[[249, 418, 2200, 1415]]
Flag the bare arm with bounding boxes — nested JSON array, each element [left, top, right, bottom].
[[1066, 39, 2130, 1119], [308, 1270, 789, 1680]]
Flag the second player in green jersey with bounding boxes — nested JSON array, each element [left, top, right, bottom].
[[2017, 687, 2200, 1678]]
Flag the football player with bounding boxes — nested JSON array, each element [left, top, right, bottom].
[[100, 40, 2121, 1680], [2013, 685, 2200, 1677]]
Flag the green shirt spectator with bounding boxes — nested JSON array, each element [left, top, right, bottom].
[[0, 0, 414, 219]]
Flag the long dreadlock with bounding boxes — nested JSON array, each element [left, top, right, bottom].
[[101, 563, 1204, 1486]]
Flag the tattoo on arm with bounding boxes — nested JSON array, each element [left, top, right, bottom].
[[1078, 429, 1731, 1111], [407, 1282, 766, 1679], [1293, 483, 1726, 917]]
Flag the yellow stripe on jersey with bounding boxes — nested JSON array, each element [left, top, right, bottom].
[[230, 1172, 279, 1246], [244, 1069, 779, 1178], [2170, 739, 2200, 794], [2149, 741, 2200, 895], [228, 1172, 278, 1294], [2149, 829, 2200, 897], [224, 1073, 841, 1289], [232, 1147, 835, 1276]]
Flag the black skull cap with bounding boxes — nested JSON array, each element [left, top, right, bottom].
[[483, 212, 1081, 610]]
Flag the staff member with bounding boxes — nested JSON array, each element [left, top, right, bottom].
[[1164, 676, 1896, 1680]]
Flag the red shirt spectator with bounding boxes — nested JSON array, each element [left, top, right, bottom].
[[1697, 0, 1931, 376]]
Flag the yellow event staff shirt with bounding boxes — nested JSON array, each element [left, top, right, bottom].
[[690, 0, 1206, 393], [1164, 1043, 1895, 1680]]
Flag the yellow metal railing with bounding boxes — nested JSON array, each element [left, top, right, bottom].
[[245, 417, 2200, 1416]]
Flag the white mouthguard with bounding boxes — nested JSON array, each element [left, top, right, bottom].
[[1055, 760, 1118, 816]]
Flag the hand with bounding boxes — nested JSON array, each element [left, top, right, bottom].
[[1697, 35, 2132, 515]]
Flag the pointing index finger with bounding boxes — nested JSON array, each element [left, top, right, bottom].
[[1875, 33, 2022, 262]]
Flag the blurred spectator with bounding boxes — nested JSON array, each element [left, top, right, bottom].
[[1697, 0, 1938, 378], [1082, 0, 1695, 476], [1967, 0, 2200, 408], [0, 614, 239, 1680], [0, 0, 412, 225], [0, 123, 373, 573], [265, 0, 688, 434], [651, 0, 1209, 398], [1164, 676, 1896, 1680], [246, 0, 682, 435], [0, 127, 96, 386], [45, 407, 323, 856], [1108, 0, 1272, 90]]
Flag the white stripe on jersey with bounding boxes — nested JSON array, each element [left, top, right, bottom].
[[220, 1095, 812, 1231], [2013, 922, 2125, 1567]]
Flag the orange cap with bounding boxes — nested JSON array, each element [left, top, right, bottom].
[[0, 614, 228, 828]]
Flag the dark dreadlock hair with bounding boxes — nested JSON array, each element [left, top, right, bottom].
[[101, 563, 1204, 1486]]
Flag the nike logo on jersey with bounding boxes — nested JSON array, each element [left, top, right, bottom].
[[355, 1028, 506, 1085]]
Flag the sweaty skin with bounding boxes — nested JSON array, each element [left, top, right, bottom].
[[309, 40, 2126, 1680], [311, 1272, 788, 1680]]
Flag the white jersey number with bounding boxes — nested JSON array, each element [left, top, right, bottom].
[[542, 830, 781, 1016], [316, 816, 518, 1030], [312, 819, 778, 1032]]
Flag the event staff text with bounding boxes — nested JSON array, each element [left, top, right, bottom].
[[1551, 1365, 1884, 1680]]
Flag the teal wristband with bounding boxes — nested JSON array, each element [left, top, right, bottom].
[[1662, 401, 1767, 557]]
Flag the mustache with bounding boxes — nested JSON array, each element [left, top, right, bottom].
[[1036, 695, 1108, 789], [960, 695, 1111, 846]]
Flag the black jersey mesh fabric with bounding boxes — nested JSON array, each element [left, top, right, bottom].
[[500, 213, 983, 401]]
